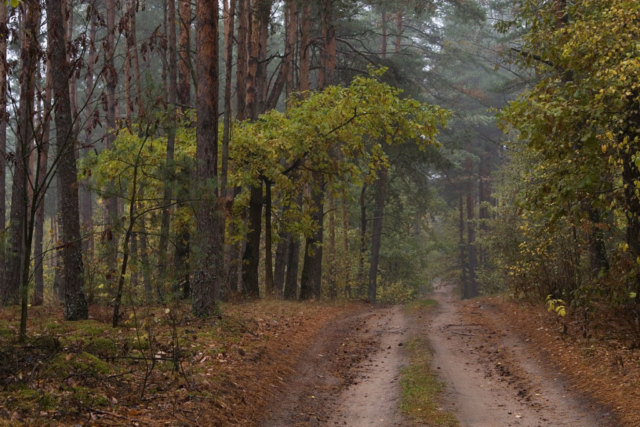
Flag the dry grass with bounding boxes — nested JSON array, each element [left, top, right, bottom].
[[0, 299, 350, 426]]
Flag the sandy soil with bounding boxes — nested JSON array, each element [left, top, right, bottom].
[[326, 306, 408, 427], [261, 286, 619, 427], [429, 283, 618, 427]]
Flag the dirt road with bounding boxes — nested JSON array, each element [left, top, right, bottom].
[[261, 286, 618, 427], [429, 283, 616, 427]]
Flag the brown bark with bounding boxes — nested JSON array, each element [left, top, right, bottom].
[[318, 0, 336, 89], [368, 168, 387, 303], [298, 2, 311, 94], [245, 0, 271, 119], [394, 11, 402, 54], [255, 0, 271, 115], [178, 0, 191, 109], [48, 0, 88, 319], [193, 0, 222, 316], [235, 0, 249, 120]]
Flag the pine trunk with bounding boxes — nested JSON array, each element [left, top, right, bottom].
[[193, 0, 222, 316], [48, 0, 88, 320]]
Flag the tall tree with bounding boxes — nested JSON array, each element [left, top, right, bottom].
[[6, 1, 38, 307], [81, 5, 97, 256], [192, 0, 221, 316], [158, 0, 178, 283], [33, 61, 52, 306], [104, 0, 119, 284], [48, 0, 88, 320], [0, 2, 7, 291]]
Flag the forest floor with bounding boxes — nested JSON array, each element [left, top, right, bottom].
[[3, 285, 640, 426]]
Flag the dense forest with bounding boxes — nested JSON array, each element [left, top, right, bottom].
[[2, 0, 640, 424]]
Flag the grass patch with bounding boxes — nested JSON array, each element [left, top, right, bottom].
[[405, 298, 438, 314], [400, 337, 457, 426]]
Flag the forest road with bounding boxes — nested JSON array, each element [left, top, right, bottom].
[[428, 283, 618, 427], [261, 285, 619, 427]]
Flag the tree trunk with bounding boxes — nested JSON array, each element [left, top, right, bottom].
[[298, 2, 310, 94], [81, 6, 97, 257], [380, 12, 387, 59], [318, 0, 336, 89], [242, 184, 262, 298], [273, 223, 288, 295], [266, 0, 297, 111], [264, 179, 275, 296], [221, 0, 235, 197], [283, 191, 302, 300], [104, 0, 118, 285], [356, 182, 367, 297], [459, 193, 467, 298], [368, 168, 386, 303], [255, 0, 271, 115], [328, 189, 337, 299], [465, 156, 478, 298], [175, 0, 191, 297], [193, 0, 222, 316], [6, 2, 37, 307], [341, 191, 350, 297], [178, 0, 191, 110], [0, 2, 6, 292], [300, 174, 325, 300], [158, 0, 178, 282], [235, 0, 249, 120], [49, 0, 88, 320], [34, 60, 52, 307], [394, 11, 402, 54]]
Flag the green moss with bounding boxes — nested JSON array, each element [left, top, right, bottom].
[[68, 386, 109, 407], [400, 338, 458, 426], [47, 352, 113, 377], [85, 337, 118, 358], [1, 387, 57, 412]]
